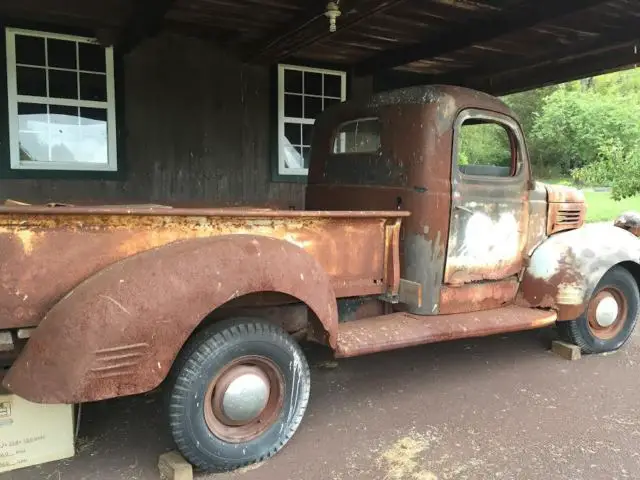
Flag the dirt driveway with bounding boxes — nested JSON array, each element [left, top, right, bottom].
[[4, 326, 640, 480]]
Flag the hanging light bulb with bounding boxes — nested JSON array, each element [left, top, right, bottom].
[[325, 1, 341, 32]]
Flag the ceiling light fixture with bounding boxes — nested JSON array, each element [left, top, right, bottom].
[[325, 1, 342, 32]]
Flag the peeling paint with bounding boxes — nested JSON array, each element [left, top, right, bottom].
[[521, 223, 640, 320]]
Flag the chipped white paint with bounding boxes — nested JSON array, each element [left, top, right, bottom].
[[457, 211, 519, 267], [526, 222, 640, 307], [527, 240, 564, 280], [282, 233, 310, 249], [556, 284, 585, 305]]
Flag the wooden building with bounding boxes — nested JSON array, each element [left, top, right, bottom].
[[0, 0, 637, 208]]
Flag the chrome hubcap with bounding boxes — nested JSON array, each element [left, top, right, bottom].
[[595, 295, 619, 327], [221, 370, 270, 423]]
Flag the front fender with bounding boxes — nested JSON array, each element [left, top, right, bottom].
[[3, 235, 338, 403], [519, 224, 640, 320]]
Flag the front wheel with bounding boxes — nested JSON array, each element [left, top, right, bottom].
[[167, 318, 310, 472], [559, 266, 639, 353]]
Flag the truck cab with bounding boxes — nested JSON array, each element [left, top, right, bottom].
[[307, 85, 587, 318]]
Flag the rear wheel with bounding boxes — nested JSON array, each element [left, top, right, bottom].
[[559, 266, 639, 353], [167, 318, 310, 472]]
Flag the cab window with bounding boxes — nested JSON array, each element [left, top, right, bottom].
[[458, 119, 516, 177]]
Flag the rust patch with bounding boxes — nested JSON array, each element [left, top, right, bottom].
[[517, 247, 585, 320], [4, 235, 340, 403], [544, 184, 585, 204], [544, 184, 586, 235], [0, 212, 400, 329], [547, 202, 586, 235], [335, 306, 557, 358], [525, 182, 548, 254], [438, 278, 518, 315], [384, 219, 402, 298]]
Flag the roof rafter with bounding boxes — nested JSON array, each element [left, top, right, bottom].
[[245, 0, 410, 63], [355, 0, 611, 75], [435, 22, 640, 88]]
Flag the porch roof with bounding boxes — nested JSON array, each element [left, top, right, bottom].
[[1, 0, 638, 94]]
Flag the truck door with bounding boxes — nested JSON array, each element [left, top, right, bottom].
[[444, 109, 529, 287]]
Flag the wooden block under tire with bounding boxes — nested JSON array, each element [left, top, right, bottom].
[[158, 451, 193, 480], [552, 340, 582, 360]]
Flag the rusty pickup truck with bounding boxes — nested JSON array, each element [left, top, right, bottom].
[[2, 85, 640, 472]]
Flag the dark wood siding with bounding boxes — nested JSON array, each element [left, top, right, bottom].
[[0, 33, 305, 209]]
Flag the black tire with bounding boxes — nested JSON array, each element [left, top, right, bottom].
[[167, 318, 311, 472], [558, 266, 639, 354]]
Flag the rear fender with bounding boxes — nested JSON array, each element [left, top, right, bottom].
[[3, 235, 338, 403], [519, 224, 640, 320]]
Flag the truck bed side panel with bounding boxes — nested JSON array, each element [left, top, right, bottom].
[[0, 211, 404, 328]]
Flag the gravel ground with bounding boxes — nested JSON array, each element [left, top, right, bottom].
[[3, 325, 640, 480]]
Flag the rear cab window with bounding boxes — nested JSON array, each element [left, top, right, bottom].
[[333, 118, 381, 154], [320, 116, 407, 186]]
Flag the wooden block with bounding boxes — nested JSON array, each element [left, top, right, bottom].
[[0, 331, 13, 352], [552, 340, 581, 360], [158, 451, 193, 480]]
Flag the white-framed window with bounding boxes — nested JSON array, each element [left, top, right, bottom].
[[277, 64, 346, 176], [5, 28, 117, 171]]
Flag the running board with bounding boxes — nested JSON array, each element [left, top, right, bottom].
[[335, 306, 557, 358]]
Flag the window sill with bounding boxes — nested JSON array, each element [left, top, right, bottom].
[[12, 163, 117, 172], [1, 165, 124, 180]]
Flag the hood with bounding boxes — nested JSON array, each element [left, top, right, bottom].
[[544, 183, 585, 204]]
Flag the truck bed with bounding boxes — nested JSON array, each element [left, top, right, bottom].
[[0, 204, 408, 329]]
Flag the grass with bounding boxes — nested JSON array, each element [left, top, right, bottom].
[[583, 191, 640, 223]]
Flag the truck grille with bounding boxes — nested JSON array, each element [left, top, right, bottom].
[[547, 204, 585, 234], [556, 208, 582, 224]]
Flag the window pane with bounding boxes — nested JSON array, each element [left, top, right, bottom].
[[284, 94, 302, 118], [47, 38, 77, 69], [324, 74, 342, 98], [15, 35, 45, 66], [50, 104, 80, 163], [79, 43, 106, 72], [284, 69, 302, 93], [304, 96, 322, 120], [304, 72, 322, 95], [80, 107, 107, 124], [49, 69, 78, 99], [284, 122, 301, 146], [18, 103, 47, 133], [333, 118, 381, 154], [50, 104, 79, 123], [458, 120, 514, 177], [19, 132, 49, 162], [282, 138, 304, 170], [302, 124, 313, 146], [80, 73, 107, 101], [42, 106, 108, 164], [17, 66, 47, 97], [79, 108, 108, 164]]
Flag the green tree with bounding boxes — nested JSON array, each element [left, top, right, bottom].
[[530, 86, 640, 178]]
